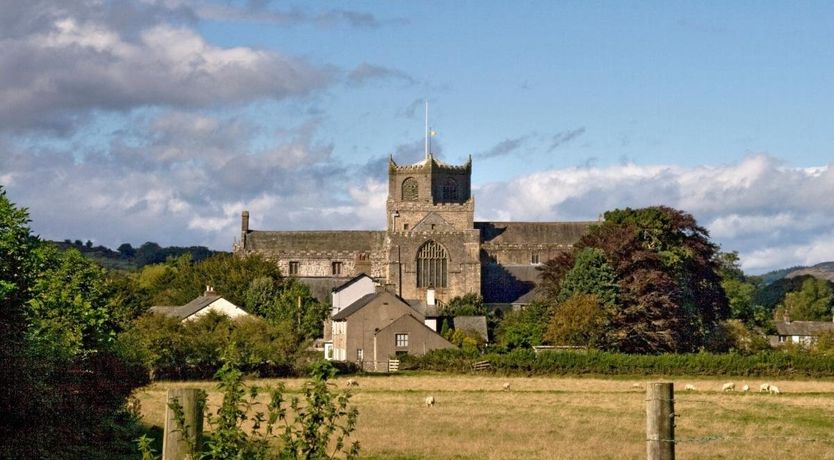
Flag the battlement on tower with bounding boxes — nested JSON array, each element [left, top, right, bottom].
[[388, 154, 472, 173]]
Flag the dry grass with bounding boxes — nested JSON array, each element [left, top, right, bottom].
[[134, 374, 834, 459]]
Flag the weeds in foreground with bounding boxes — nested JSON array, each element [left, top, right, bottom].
[[139, 359, 359, 459]]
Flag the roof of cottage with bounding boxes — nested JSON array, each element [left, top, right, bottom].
[[453, 315, 489, 342], [149, 294, 225, 320], [332, 273, 374, 293], [774, 321, 834, 336]]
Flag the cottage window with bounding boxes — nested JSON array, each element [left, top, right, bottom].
[[531, 253, 540, 264], [289, 261, 299, 275], [416, 240, 448, 288], [395, 333, 409, 348], [402, 177, 419, 201], [356, 348, 364, 362], [332, 261, 342, 275], [403, 223, 409, 230]]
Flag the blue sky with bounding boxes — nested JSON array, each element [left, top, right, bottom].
[[2, 1, 834, 273]]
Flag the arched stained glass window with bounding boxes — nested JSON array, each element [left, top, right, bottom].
[[443, 178, 458, 201], [402, 177, 418, 201], [416, 240, 448, 288]]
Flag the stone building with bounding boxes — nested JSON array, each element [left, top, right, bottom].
[[234, 153, 594, 306]]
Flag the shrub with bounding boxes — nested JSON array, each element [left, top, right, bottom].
[[143, 359, 359, 459], [404, 348, 834, 377], [117, 312, 305, 379]]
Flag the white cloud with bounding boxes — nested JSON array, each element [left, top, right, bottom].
[[0, 2, 333, 132], [476, 154, 834, 273]]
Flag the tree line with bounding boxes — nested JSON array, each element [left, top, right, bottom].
[[494, 206, 834, 354]]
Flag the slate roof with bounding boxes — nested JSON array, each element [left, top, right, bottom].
[[150, 294, 222, 320], [512, 288, 540, 305], [774, 321, 834, 336], [331, 293, 378, 320], [296, 276, 354, 302], [375, 313, 453, 344], [406, 299, 440, 317], [476, 221, 595, 245], [481, 264, 538, 303], [332, 273, 373, 293], [453, 316, 489, 342], [246, 230, 385, 252]]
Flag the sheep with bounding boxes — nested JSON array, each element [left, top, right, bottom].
[[760, 383, 771, 393], [769, 385, 781, 395], [684, 384, 696, 391], [424, 395, 435, 407], [722, 382, 735, 392], [345, 379, 359, 387], [631, 383, 642, 389], [502, 382, 511, 391], [742, 384, 750, 392]]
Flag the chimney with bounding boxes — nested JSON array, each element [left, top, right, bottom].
[[426, 288, 436, 306], [783, 313, 791, 324], [240, 210, 250, 246], [205, 285, 215, 296]]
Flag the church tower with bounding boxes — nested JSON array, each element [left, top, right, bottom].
[[385, 153, 481, 303]]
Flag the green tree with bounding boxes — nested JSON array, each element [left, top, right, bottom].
[[261, 278, 328, 343], [545, 293, 608, 348], [27, 246, 116, 360], [497, 301, 550, 350], [442, 293, 485, 316], [0, 187, 147, 458], [0, 187, 42, 444], [556, 247, 618, 306], [539, 206, 729, 353], [779, 278, 834, 321]]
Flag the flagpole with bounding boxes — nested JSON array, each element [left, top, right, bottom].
[[424, 99, 429, 160]]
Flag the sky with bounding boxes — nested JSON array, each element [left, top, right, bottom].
[[2, 0, 834, 274]]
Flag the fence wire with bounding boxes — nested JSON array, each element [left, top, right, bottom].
[[645, 393, 834, 445]]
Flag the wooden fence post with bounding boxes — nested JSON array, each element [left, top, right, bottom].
[[646, 382, 675, 460], [163, 388, 203, 460]]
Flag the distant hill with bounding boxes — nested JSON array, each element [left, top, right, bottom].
[[785, 262, 834, 282], [756, 261, 834, 285], [51, 240, 225, 271]]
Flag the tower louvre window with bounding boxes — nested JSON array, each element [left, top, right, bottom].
[[402, 177, 419, 201], [443, 178, 458, 200], [416, 240, 448, 288]]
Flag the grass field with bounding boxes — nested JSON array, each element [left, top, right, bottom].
[[135, 374, 834, 459]]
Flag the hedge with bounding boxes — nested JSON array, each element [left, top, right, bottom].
[[399, 348, 834, 377]]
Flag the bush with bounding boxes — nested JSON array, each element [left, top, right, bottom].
[[403, 348, 834, 377], [142, 359, 359, 460], [117, 312, 306, 379]]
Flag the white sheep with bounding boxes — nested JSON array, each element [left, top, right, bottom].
[[769, 385, 781, 395], [345, 379, 358, 387], [760, 383, 771, 392], [684, 384, 696, 391], [502, 382, 511, 391], [424, 395, 435, 407], [722, 382, 735, 392], [742, 384, 750, 392], [631, 383, 642, 389]]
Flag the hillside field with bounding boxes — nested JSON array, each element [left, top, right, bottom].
[[135, 374, 834, 459]]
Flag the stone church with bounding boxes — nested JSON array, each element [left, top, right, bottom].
[[233, 153, 594, 306]]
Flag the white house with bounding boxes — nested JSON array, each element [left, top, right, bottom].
[[149, 286, 249, 322], [772, 317, 834, 346], [324, 274, 376, 360]]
